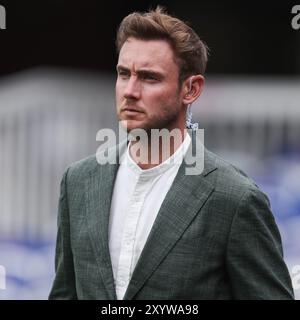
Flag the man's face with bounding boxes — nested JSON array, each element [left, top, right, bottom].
[[116, 37, 186, 133]]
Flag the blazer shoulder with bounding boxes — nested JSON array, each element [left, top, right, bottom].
[[67, 153, 98, 180], [204, 149, 262, 196], [63, 140, 126, 184]]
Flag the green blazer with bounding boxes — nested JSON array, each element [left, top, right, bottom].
[[49, 135, 294, 300]]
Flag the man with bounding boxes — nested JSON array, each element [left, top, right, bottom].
[[49, 7, 294, 299]]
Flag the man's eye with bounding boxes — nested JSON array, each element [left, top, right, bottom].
[[118, 71, 130, 78], [141, 74, 158, 81]]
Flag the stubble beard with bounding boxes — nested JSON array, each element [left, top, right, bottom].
[[119, 96, 183, 136]]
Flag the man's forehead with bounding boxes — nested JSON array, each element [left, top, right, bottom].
[[117, 59, 157, 69], [118, 37, 176, 71]]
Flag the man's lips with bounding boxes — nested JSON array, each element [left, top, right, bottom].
[[122, 107, 144, 113]]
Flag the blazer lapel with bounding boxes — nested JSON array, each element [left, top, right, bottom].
[[85, 141, 127, 300], [123, 135, 218, 300]]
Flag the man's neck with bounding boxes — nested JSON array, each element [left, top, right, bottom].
[[129, 128, 187, 170]]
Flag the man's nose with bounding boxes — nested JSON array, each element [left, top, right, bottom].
[[123, 77, 141, 100]]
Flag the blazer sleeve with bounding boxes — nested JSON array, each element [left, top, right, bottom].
[[226, 187, 294, 299], [48, 168, 78, 299]]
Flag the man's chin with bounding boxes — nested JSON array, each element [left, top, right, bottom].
[[120, 119, 148, 132]]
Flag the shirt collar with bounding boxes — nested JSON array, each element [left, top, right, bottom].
[[124, 132, 191, 177]]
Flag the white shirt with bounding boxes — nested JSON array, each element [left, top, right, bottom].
[[108, 133, 191, 299]]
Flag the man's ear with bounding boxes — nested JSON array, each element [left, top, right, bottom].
[[182, 75, 205, 105]]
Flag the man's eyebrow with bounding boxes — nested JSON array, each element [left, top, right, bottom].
[[116, 65, 164, 78], [116, 65, 129, 72], [137, 69, 164, 78]]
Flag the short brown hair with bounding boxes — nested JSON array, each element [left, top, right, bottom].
[[116, 6, 209, 84]]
